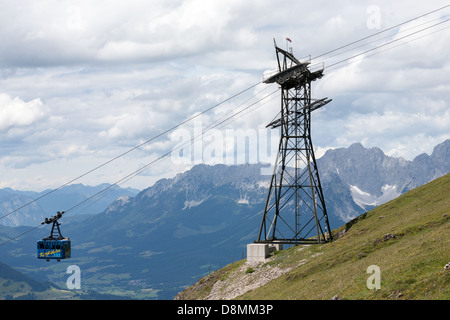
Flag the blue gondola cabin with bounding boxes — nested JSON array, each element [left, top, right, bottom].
[[37, 211, 71, 261], [37, 238, 71, 261]]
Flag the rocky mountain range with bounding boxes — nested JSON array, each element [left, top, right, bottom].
[[0, 139, 448, 299], [100, 139, 450, 230], [319, 140, 449, 218]]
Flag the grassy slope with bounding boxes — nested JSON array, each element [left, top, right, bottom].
[[178, 173, 450, 300]]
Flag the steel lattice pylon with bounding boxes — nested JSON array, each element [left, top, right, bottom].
[[256, 42, 333, 245]]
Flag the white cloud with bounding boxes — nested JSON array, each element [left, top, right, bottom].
[[0, 0, 449, 190], [0, 93, 48, 132]]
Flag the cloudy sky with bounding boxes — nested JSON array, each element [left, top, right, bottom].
[[0, 0, 449, 191]]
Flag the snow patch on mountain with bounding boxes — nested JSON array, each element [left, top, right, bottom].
[[350, 185, 376, 208], [105, 195, 130, 215], [350, 184, 401, 210], [183, 199, 207, 210]]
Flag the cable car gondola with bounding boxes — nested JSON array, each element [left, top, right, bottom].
[[37, 211, 71, 262]]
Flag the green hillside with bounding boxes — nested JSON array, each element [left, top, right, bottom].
[[176, 173, 450, 300], [0, 260, 135, 300], [0, 261, 76, 300]]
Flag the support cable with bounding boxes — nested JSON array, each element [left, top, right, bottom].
[[312, 4, 449, 60]]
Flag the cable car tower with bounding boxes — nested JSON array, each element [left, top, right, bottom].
[[256, 40, 332, 245]]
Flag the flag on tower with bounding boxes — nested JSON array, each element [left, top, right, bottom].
[[286, 37, 292, 42]]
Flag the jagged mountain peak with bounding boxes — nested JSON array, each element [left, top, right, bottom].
[[319, 143, 398, 195], [142, 163, 267, 198], [348, 142, 383, 155], [319, 140, 449, 209], [431, 139, 450, 171], [324, 142, 388, 162]]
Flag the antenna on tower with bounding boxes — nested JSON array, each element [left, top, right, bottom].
[[285, 37, 292, 53]]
